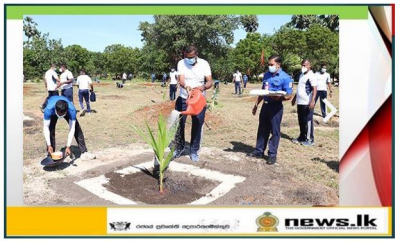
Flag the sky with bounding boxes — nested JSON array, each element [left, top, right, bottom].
[[26, 15, 292, 52]]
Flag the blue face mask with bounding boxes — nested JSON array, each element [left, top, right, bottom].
[[185, 57, 197, 66]]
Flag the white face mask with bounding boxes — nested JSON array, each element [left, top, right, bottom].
[[55, 112, 66, 119], [268, 65, 277, 73], [321, 68, 326, 73], [301, 67, 308, 73]]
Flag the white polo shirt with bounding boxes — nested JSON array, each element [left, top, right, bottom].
[[45, 69, 58, 91], [170, 71, 178, 85], [233, 72, 242, 82], [60, 69, 74, 89], [177, 57, 212, 99], [315, 72, 331, 91], [76, 75, 92, 90], [297, 70, 317, 105]]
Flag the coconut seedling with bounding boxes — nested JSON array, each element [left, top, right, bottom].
[[132, 114, 179, 193]]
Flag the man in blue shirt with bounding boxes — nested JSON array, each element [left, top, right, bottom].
[[247, 55, 293, 165], [43, 96, 91, 158], [243, 74, 249, 88], [151, 73, 156, 83]]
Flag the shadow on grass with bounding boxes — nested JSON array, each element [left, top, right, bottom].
[[312, 157, 339, 173], [223, 141, 254, 154]]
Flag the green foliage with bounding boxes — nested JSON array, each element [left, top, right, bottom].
[[138, 15, 240, 68], [240, 15, 259, 33], [104, 44, 141, 76], [132, 114, 179, 193], [23, 15, 339, 80], [231, 33, 272, 77], [63, 45, 91, 76], [288, 15, 339, 32]]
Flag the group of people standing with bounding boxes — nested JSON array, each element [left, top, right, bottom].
[[41, 63, 95, 159], [169, 45, 333, 165]]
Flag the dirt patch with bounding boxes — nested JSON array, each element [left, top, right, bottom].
[[104, 171, 219, 204], [138, 83, 158, 87], [135, 101, 224, 130], [23, 112, 43, 135], [102, 95, 127, 100]]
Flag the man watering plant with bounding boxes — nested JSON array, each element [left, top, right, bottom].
[[173, 45, 213, 162], [43, 95, 95, 160]]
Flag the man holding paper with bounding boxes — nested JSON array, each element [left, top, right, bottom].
[[248, 55, 293, 165]]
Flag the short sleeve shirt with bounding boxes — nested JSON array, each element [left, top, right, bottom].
[[177, 57, 212, 99], [170, 71, 178, 85], [316, 72, 331, 91], [261, 69, 293, 103], [45, 69, 58, 91], [43, 96, 77, 121], [233, 73, 242, 82], [76, 75, 92, 90], [60, 70, 74, 89], [297, 71, 317, 105]]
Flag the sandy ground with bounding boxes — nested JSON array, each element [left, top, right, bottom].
[[23, 80, 339, 205]]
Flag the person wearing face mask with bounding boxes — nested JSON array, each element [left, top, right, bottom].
[[43, 95, 95, 160], [232, 70, 243, 95], [173, 45, 213, 162], [291, 59, 318, 146], [248, 55, 293, 165], [314, 63, 332, 118], [59, 64, 75, 103], [40, 63, 61, 112]]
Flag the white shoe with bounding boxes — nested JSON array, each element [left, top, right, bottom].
[[80, 152, 96, 160]]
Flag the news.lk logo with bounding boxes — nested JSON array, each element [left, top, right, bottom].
[[284, 214, 378, 230]]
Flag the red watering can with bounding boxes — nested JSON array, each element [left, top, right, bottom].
[[180, 89, 206, 115]]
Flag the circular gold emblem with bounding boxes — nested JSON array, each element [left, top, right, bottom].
[[256, 212, 279, 232]]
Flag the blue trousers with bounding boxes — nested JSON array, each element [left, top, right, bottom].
[[297, 105, 314, 142], [315, 90, 327, 117], [235, 81, 241, 94], [78, 89, 91, 112], [174, 96, 206, 155], [255, 102, 283, 157], [170, 84, 177, 100], [61, 88, 73, 103], [42, 90, 59, 109]]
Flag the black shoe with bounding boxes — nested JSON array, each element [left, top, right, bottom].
[[246, 153, 264, 159], [80, 109, 87, 117], [266, 156, 277, 165]]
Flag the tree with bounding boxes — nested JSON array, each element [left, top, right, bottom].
[[23, 16, 40, 47], [138, 15, 240, 67], [63, 45, 91, 76], [304, 24, 339, 72], [240, 15, 259, 33], [230, 33, 272, 77], [288, 15, 338, 32], [104, 44, 140, 77]]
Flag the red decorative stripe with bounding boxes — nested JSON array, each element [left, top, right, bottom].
[[369, 96, 392, 206]]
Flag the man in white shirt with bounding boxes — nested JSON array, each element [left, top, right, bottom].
[[76, 69, 94, 116], [314, 63, 332, 118], [122, 72, 127, 84], [169, 68, 178, 100], [291, 59, 317, 146], [173, 45, 213, 162], [59, 64, 75, 103], [232, 70, 243, 95], [40, 63, 60, 112]]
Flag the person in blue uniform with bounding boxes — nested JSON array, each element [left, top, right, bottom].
[[243, 74, 249, 88], [43, 95, 90, 158], [247, 55, 293, 165]]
